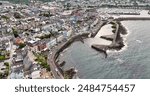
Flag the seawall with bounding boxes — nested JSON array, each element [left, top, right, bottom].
[[115, 17, 150, 21]]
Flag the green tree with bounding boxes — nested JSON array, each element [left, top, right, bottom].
[[18, 43, 26, 49], [0, 72, 4, 79], [14, 12, 22, 19], [12, 28, 19, 38], [1, 15, 10, 21], [4, 62, 9, 67], [0, 55, 5, 61], [35, 54, 51, 71]]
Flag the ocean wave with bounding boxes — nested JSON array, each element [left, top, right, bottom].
[[136, 40, 142, 43], [116, 58, 124, 64]]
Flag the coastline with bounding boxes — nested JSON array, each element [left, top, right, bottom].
[[50, 13, 150, 79], [49, 33, 90, 79], [49, 19, 108, 79], [56, 19, 128, 78], [49, 13, 150, 78]]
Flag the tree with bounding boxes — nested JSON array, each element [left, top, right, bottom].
[[12, 28, 19, 38], [18, 43, 26, 49], [65, 2, 71, 10], [37, 34, 51, 39], [0, 55, 5, 61], [4, 62, 9, 67], [0, 72, 4, 79], [14, 12, 22, 19], [39, 11, 53, 17], [35, 54, 51, 71], [1, 15, 10, 21]]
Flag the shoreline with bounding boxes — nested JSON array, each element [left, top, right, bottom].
[[56, 20, 129, 79], [50, 17, 135, 79], [49, 18, 107, 79], [50, 33, 90, 79]]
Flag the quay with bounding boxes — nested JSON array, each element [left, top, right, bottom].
[[91, 20, 122, 56]]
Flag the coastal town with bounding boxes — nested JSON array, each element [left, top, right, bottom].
[[0, 0, 150, 79]]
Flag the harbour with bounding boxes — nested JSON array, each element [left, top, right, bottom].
[[59, 20, 150, 79]]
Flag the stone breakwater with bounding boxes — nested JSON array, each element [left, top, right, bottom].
[[91, 20, 127, 57], [55, 33, 90, 59]]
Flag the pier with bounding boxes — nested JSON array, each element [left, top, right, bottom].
[[115, 17, 150, 21], [91, 20, 125, 57]]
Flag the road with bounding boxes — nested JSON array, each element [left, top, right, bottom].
[[47, 45, 64, 79], [48, 53, 64, 79]]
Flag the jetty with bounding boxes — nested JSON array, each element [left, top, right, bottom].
[[115, 17, 150, 21], [91, 20, 125, 57]]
